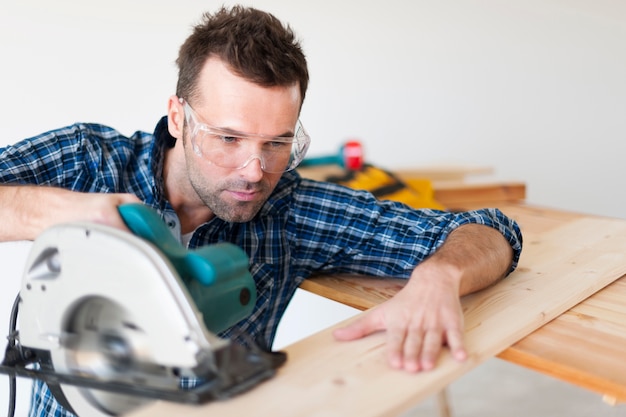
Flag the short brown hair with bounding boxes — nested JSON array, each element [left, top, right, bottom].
[[176, 6, 309, 107]]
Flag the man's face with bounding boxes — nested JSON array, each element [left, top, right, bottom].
[[182, 58, 301, 223]]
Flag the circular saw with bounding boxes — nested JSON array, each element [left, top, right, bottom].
[[0, 203, 285, 416]]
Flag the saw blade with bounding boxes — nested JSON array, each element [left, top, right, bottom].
[[61, 296, 181, 415]]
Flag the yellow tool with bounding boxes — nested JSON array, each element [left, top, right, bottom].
[[323, 163, 445, 210]]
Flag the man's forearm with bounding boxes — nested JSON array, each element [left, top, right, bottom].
[[0, 185, 62, 241], [422, 223, 514, 296]]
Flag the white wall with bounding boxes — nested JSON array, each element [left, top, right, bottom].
[[1, 0, 625, 218], [1, 1, 625, 414]]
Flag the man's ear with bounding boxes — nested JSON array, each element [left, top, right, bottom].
[[167, 95, 184, 139]]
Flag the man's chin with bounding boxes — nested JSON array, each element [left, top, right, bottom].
[[223, 213, 257, 223], [214, 205, 262, 223]]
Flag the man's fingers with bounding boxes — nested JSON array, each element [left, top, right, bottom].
[[106, 194, 143, 231], [446, 328, 467, 361], [119, 196, 142, 207], [400, 329, 422, 372], [332, 312, 381, 341], [334, 299, 468, 373], [386, 326, 407, 370], [419, 330, 443, 371]]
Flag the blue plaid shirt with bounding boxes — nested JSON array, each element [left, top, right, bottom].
[[0, 117, 522, 417]]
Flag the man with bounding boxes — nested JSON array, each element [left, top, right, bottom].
[[0, 5, 522, 417]]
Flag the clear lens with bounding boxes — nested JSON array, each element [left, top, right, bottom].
[[184, 101, 310, 173]]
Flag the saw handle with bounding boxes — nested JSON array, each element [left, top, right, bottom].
[[118, 203, 256, 334]]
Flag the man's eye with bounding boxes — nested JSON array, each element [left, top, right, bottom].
[[220, 135, 238, 144], [268, 140, 291, 149]]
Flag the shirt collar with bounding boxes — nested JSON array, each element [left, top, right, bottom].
[[149, 116, 176, 212]]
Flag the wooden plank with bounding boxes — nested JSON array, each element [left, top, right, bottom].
[[499, 276, 626, 402], [128, 216, 626, 417], [432, 181, 526, 209], [301, 204, 626, 402], [296, 165, 345, 181]]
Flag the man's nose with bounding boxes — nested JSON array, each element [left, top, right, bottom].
[[238, 155, 265, 181]]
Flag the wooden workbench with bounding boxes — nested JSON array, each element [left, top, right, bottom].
[[301, 202, 626, 404]]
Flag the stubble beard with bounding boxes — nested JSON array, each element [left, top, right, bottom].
[[190, 175, 269, 223]]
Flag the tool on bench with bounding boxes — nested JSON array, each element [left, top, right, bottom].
[[0, 203, 285, 417], [298, 140, 443, 210], [299, 139, 364, 171]]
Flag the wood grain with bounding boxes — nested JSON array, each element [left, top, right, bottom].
[[128, 216, 626, 417], [500, 276, 626, 401]]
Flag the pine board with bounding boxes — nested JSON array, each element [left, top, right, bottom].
[[499, 276, 626, 401]]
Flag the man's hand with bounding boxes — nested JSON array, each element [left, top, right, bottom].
[[0, 185, 142, 241], [60, 191, 143, 231], [333, 223, 513, 373], [333, 262, 466, 372]]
